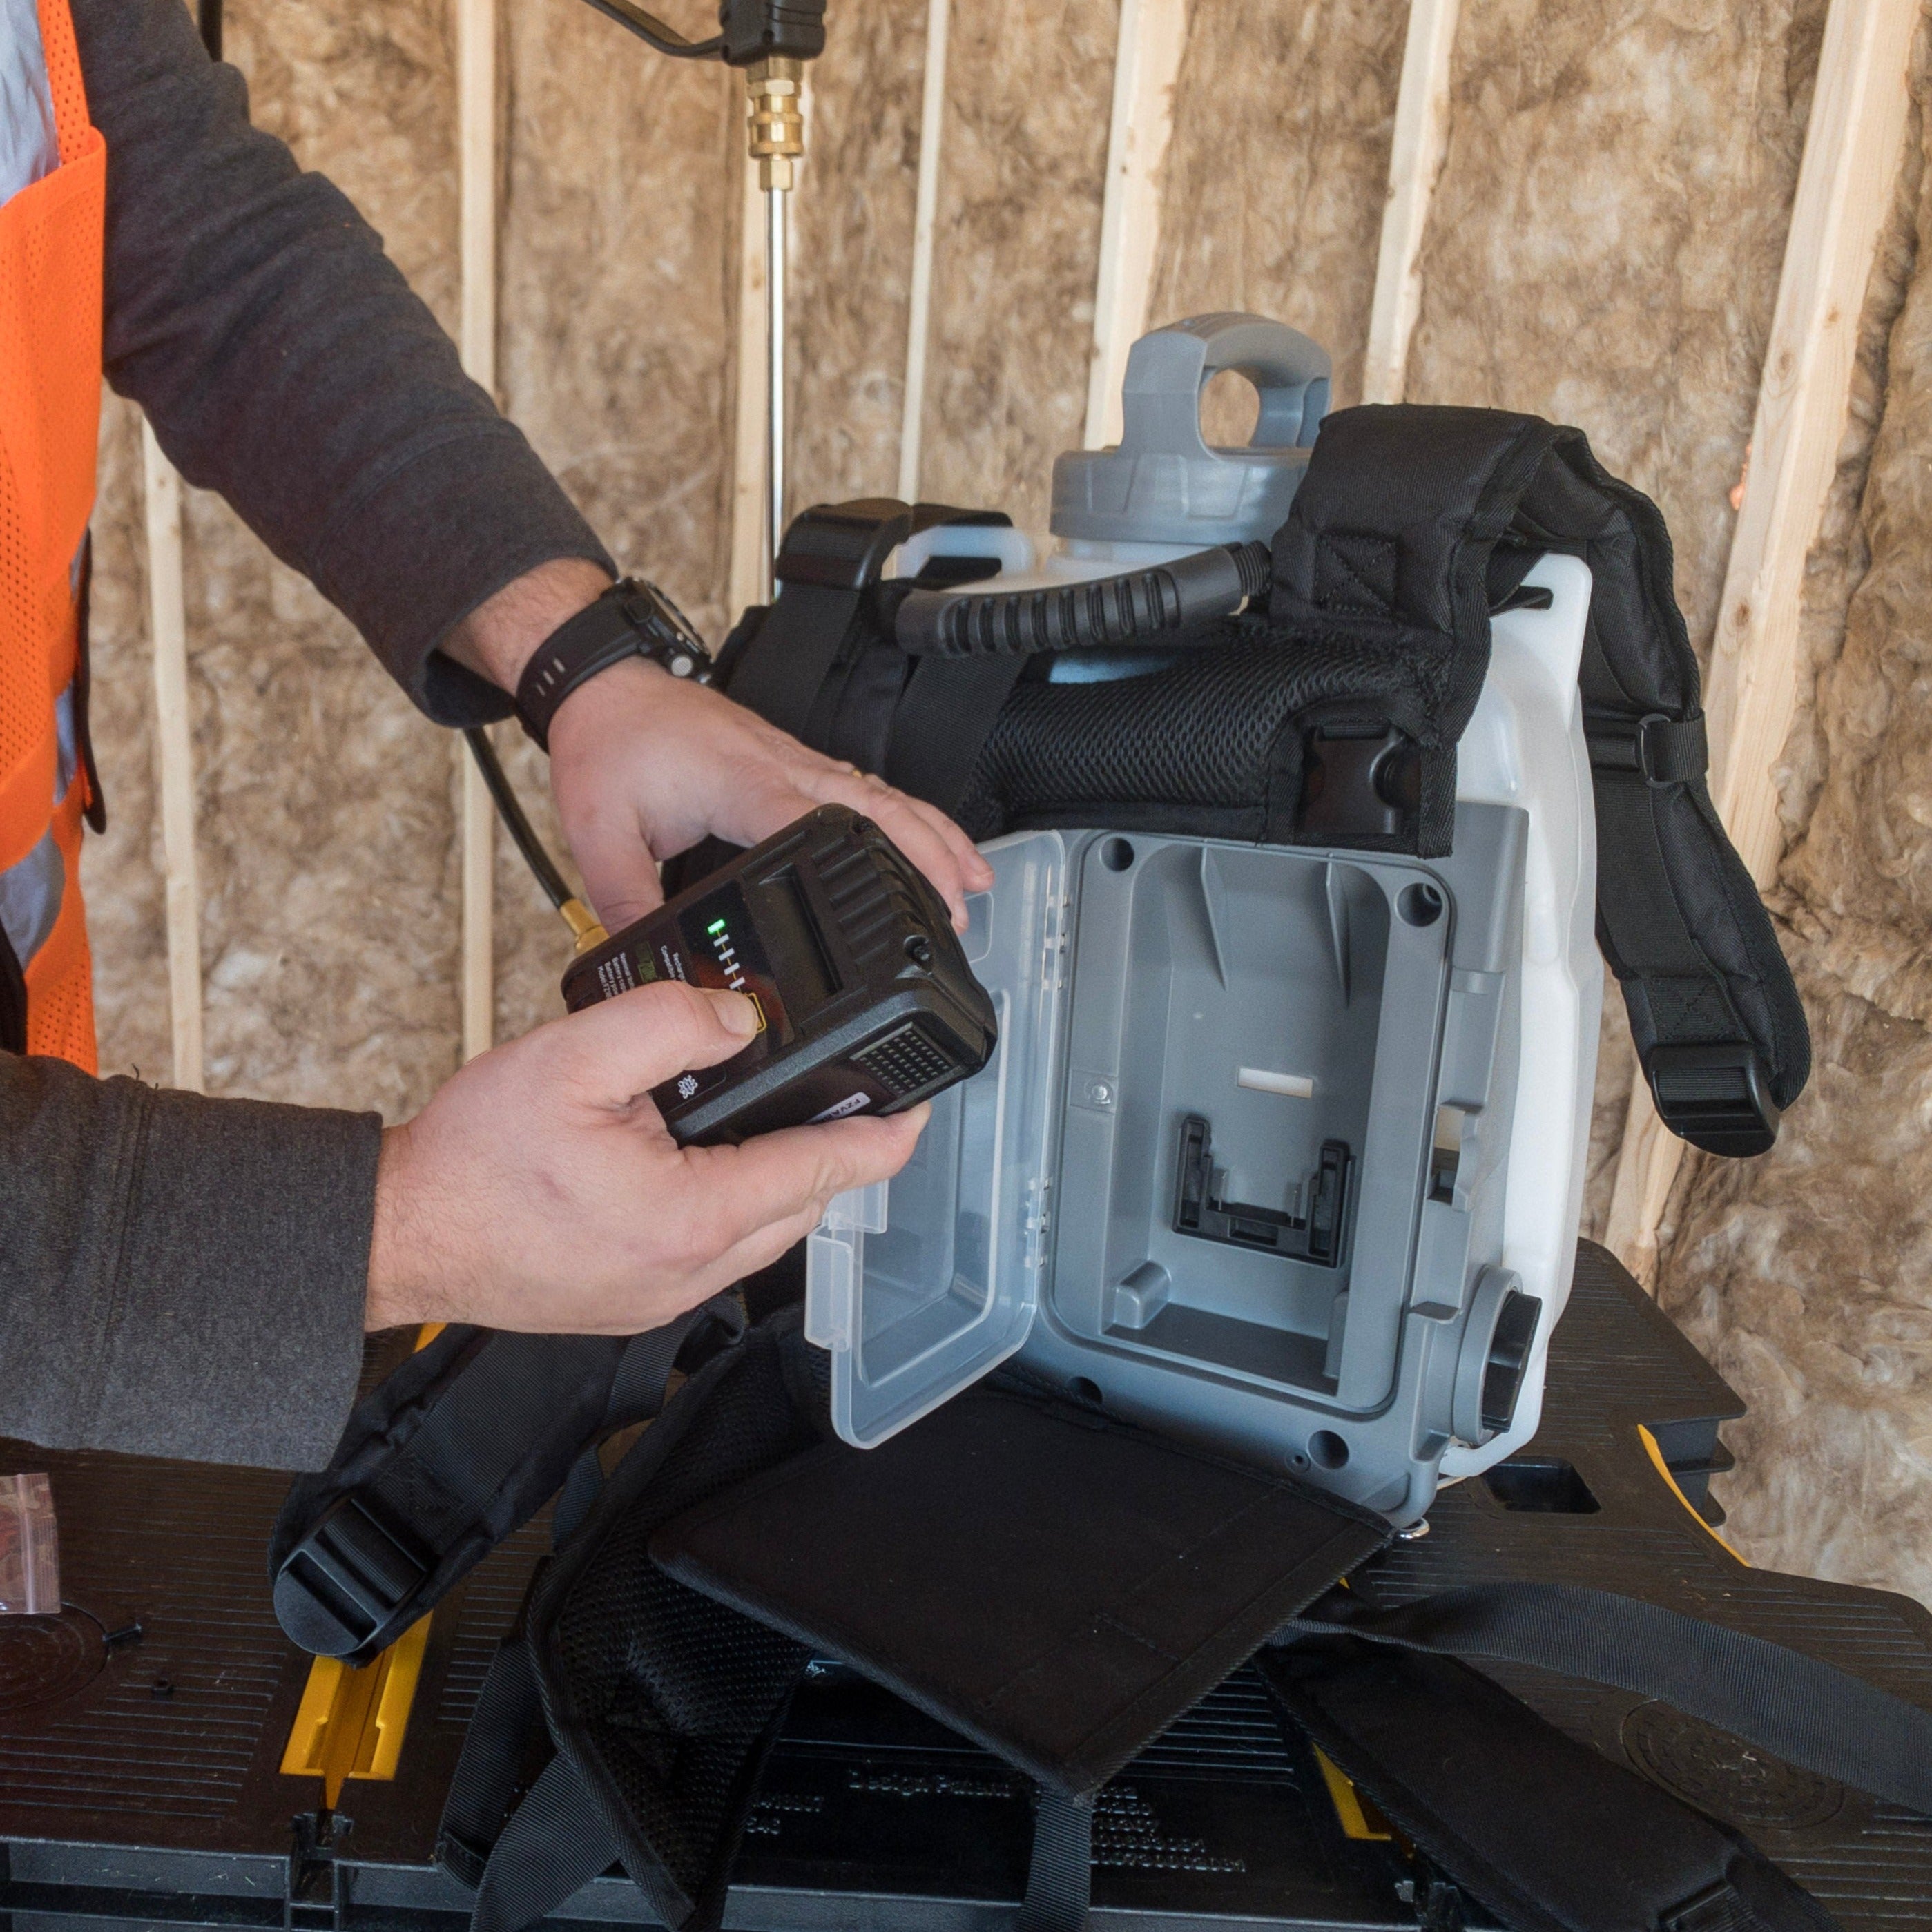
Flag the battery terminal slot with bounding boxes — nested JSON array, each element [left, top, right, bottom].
[[1172, 1114, 1352, 1266]]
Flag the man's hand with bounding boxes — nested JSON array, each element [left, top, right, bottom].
[[548, 658, 992, 932], [365, 981, 927, 1334], [443, 559, 994, 934]]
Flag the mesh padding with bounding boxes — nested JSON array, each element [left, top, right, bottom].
[[542, 1333, 814, 1911], [956, 620, 1424, 842]]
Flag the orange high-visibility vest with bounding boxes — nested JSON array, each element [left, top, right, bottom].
[[0, 0, 105, 1070]]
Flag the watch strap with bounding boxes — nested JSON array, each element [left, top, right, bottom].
[[514, 578, 711, 750]]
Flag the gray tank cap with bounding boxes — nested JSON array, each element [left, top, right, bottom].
[[1052, 312, 1331, 545]]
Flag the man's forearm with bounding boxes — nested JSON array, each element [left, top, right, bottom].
[[0, 1056, 380, 1469], [441, 558, 613, 693]]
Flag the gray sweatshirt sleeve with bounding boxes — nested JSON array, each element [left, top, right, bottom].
[[72, 0, 615, 725], [0, 1055, 382, 1470]]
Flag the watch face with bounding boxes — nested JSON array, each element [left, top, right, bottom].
[[625, 581, 712, 682]]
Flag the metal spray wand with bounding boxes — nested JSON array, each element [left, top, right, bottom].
[[747, 58, 804, 597]]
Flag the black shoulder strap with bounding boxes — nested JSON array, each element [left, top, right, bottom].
[[1260, 1636, 1839, 1932], [882, 655, 1030, 813], [271, 1298, 744, 1662], [1273, 406, 1806, 1155], [726, 500, 913, 741], [1275, 1578, 1932, 1819], [1527, 423, 1808, 1151], [726, 499, 1018, 753], [438, 1634, 626, 1932], [1268, 405, 1551, 856], [470, 1754, 619, 1932], [436, 1632, 549, 1892], [1018, 1787, 1093, 1932]]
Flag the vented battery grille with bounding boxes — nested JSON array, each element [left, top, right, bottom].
[[854, 1023, 955, 1097]]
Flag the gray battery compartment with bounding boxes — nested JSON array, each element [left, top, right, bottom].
[[808, 806, 1529, 1525], [1022, 809, 1525, 1523]]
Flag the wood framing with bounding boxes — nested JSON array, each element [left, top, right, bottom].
[[896, 0, 954, 500], [457, 0, 496, 1061], [1360, 0, 1461, 407], [1083, 0, 1189, 450], [142, 423, 204, 1093], [1605, 0, 1919, 1282]]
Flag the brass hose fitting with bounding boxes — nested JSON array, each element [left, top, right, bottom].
[[561, 897, 609, 954], [746, 56, 804, 191]]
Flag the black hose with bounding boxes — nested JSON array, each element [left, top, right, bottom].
[[893, 539, 1272, 659], [577, 0, 726, 57], [463, 729, 575, 913]]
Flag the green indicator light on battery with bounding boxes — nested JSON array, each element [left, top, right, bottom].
[[707, 918, 728, 936]]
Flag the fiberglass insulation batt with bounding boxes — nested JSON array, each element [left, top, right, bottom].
[[1661, 17, 1932, 1607]]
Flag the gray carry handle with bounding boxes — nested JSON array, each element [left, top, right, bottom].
[[1119, 312, 1331, 460]]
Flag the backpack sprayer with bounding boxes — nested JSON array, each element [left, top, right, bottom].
[[463, 12, 1804, 1532], [773, 315, 1596, 1516], [485, 307, 1588, 1523]]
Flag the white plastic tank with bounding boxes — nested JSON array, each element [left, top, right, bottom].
[[815, 311, 1601, 1516]]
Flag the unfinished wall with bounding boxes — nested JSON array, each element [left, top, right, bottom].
[[1150, 0, 1404, 412], [787, 0, 929, 509], [916, 0, 1119, 547], [491, 0, 741, 1043], [1658, 29, 1932, 1597]]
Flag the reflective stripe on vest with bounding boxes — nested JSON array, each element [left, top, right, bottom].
[[0, 0, 104, 1070]]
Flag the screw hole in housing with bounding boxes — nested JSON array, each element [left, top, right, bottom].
[[1101, 838, 1136, 872], [1308, 1429, 1350, 1471], [1398, 882, 1444, 927], [1068, 1377, 1103, 1408]]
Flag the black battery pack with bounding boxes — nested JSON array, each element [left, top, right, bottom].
[[561, 804, 997, 1145]]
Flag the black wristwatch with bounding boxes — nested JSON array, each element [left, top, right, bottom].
[[514, 577, 713, 750]]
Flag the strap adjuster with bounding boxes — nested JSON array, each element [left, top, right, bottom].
[[1585, 710, 1708, 788], [1647, 1043, 1779, 1157], [272, 1496, 431, 1660]]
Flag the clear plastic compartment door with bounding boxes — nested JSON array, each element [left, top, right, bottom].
[[806, 830, 1068, 1447]]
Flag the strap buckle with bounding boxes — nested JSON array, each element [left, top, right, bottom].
[[1647, 1043, 1779, 1157], [272, 1496, 431, 1661], [1297, 723, 1419, 842], [1585, 710, 1708, 788]]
